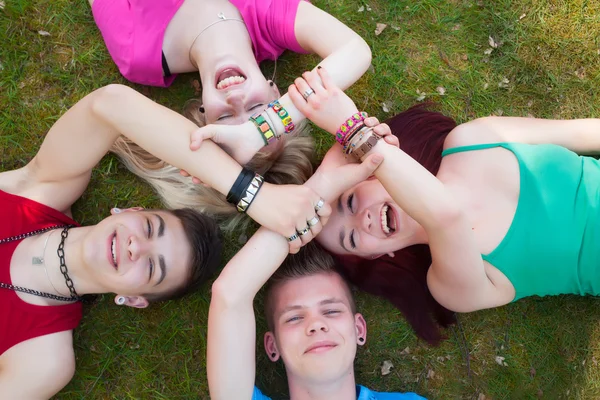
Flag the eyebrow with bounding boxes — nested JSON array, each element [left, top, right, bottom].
[[152, 213, 167, 286], [279, 298, 347, 316]]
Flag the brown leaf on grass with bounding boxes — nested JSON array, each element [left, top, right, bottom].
[[375, 23, 387, 36], [381, 360, 394, 376], [426, 369, 435, 379], [488, 36, 499, 48], [368, 64, 375, 74], [484, 48, 494, 55], [593, 356, 598, 366], [436, 356, 446, 363], [574, 67, 586, 79], [519, 13, 527, 20], [537, 389, 543, 398], [38, 30, 50, 36], [478, 393, 487, 400], [436, 86, 446, 96], [461, 54, 469, 61], [452, 24, 461, 31], [400, 346, 410, 355], [0, 1, 5, 10], [530, 367, 536, 378], [494, 355, 506, 366], [416, 89, 426, 101], [498, 77, 510, 89]]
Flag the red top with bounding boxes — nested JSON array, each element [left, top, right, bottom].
[[0, 190, 83, 355]]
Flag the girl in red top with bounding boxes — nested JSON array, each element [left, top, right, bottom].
[[0, 83, 329, 398]]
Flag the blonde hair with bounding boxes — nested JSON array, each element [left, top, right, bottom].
[[110, 99, 315, 232]]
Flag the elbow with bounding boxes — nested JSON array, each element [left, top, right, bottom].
[[211, 278, 246, 308], [355, 37, 372, 74], [90, 84, 133, 119]]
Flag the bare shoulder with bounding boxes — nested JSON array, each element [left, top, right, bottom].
[[443, 117, 504, 151], [0, 330, 75, 398]]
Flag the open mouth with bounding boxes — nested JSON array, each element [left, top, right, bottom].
[[380, 204, 397, 235], [216, 67, 246, 90], [109, 232, 118, 270]]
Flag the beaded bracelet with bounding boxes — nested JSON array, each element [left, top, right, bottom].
[[268, 100, 295, 134], [335, 112, 368, 145], [249, 113, 276, 146], [236, 173, 265, 213]]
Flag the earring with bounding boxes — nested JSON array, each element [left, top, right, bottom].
[[269, 80, 274, 87], [117, 296, 126, 305], [271, 352, 276, 358], [199, 106, 205, 113], [112, 207, 121, 213], [359, 337, 364, 343]]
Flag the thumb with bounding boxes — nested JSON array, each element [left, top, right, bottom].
[[189, 126, 218, 151], [328, 153, 384, 197]]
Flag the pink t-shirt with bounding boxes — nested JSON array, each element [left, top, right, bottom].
[[92, 0, 309, 87]]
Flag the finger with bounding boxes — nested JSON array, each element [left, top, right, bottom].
[[330, 154, 384, 195], [190, 127, 216, 150], [180, 169, 191, 177], [302, 70, 325, 95], [315, 202, 332, 227], [383, 135, 400, 147], [293, 77, 313, 100], [364, 117, 380, 127], [317, 67, 335, 91], [288, 84, 310, 113], [297, 225, 313, 246], [288, 234, 301, 254], [307, 215, 323, 237], [191, 177, 204, 185], [372, 122, 392, 137]]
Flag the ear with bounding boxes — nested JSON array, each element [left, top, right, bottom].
[[354, 313, 367, 346], [264, 331, 280, 362], [111, 207, 144, 215], [115, 295, 149, 309]]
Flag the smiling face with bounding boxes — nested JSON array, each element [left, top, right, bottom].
[[317, 179, 424, 258], [81, 210, 191, 298], [200, 64, 280, 125], [265, 272, 366, 384]]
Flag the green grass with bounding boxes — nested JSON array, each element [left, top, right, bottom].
[[2, 0, 600, 398]]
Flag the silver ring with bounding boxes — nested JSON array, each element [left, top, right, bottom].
[[314, 198, 325, 212], [307, 215, 320, 227], [302, 88, 315, 100], [298, 226, 310, 236], [287, 233, 299, 242]]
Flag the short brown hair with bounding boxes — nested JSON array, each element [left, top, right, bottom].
[[263, 242, 356, 332], [144, 208, 222, 302]]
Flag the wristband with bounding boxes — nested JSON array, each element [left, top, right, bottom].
[[250, 113, 276, 146], [268, 100, 295, 134], [226, 168, 256, 205], [336, 112, 368, 145], [352, 132, 382, 160], [237, 173, 265, 213]]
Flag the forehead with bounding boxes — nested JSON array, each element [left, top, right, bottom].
[[273, 273, 351, 312]]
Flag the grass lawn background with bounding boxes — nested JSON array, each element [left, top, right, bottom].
[[2, 0, 600, 398]]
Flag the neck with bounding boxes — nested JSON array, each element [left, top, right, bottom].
[[190, 17, 256, 73], [287, 369, 357, 400], [29, 226, 103, 298]]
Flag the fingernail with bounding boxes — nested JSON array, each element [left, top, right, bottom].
[[113, 207, 121, 213]]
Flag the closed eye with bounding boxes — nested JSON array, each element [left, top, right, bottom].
[[347, 193, 354, 214], [324, 310, 341, 316], [217, 114, 232, 121], [146, 218, 152, 239], [148, 258, 154, 283], [349, 230, 356, 249], [248, 103, 263, 112]]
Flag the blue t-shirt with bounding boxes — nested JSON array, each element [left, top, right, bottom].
[[252, 385, 426, 399]]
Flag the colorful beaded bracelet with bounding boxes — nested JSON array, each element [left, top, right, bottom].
[[249, 113, 276, 146], [335, 112, 368, 145], [268, 100, 295, 134]]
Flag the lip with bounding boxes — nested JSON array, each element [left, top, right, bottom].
[[214, 65, 246, 90], [380, 203, 398, 237], [107, 231, 118, 270], [304, 341, 338, 354]]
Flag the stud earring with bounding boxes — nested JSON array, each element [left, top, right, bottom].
[[199, 106, 205, 113], [271, 352, 276, 358], [359, 337, 364, 343], [112, 207, 121, 213], [117, 296, 126, 305], [269, 80, 274, 87]]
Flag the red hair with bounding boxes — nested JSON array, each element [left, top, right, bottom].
[[334, 104, 457, 345]]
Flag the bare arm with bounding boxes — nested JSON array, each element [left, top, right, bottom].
[[446, 116, 600, 155], [0, 331, 75, 399]]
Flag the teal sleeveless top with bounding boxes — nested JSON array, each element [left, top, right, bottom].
[[441, 142, 600, 301]]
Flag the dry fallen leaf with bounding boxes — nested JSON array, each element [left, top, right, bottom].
[[530, 367, 536, 378], [366, 5, 372, 11], [38, 30, 50, 36], [519, 13, 527, 20], [574, 66, 586, 79], [0, 1, 5, 10], [494, 109, 504, 116], [498, 77, 510, 89], [416, 89, 426, 101], [426, 369, 435, 379], [488, 36, 499, 48], [381, 360, 394, 376], [375, 23, 387, 36], [495, 356, 506, 366], [452, 24, 461, 31], [478, 393, 486, 400], [436, 86, 446, 96], [484, 48, 494, 55], [392, 26, 401, 31], [368, 64, 375, 74], [537, 389, 544, 398], [437, 356, 446, 363], [381, 102, 390, 113], [461, 54, 468, 61], [358, 5, 365, 12], [400, 346, 410, 355], [593, 356, 598, 366]]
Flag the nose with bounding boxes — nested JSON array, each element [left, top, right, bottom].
[[127, 235, 150, 262], [360, 208, 372, 233], [306, 315, 329, 335], [225, 90, 245, 107]]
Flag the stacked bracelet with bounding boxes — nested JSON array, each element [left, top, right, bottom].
[[226, 168, 265, 213], [268, 100, 295, 134], [335, 112, 368, 145], [249, 113, 276, 146], [343, 126, 382, 161]]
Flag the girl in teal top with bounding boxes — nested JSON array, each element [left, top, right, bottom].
[[282, 68, 600, 324]]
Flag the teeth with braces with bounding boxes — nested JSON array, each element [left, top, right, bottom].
[[216, 75, 245, 90]]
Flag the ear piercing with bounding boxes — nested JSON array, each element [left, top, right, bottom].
[[117, 296, 126, 305], [271, 352, 276, 358], [199, 106, 205, 113], [113, 207, 121, 213], [269, 80, 274, 87], [358, 337, 364, 343]]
